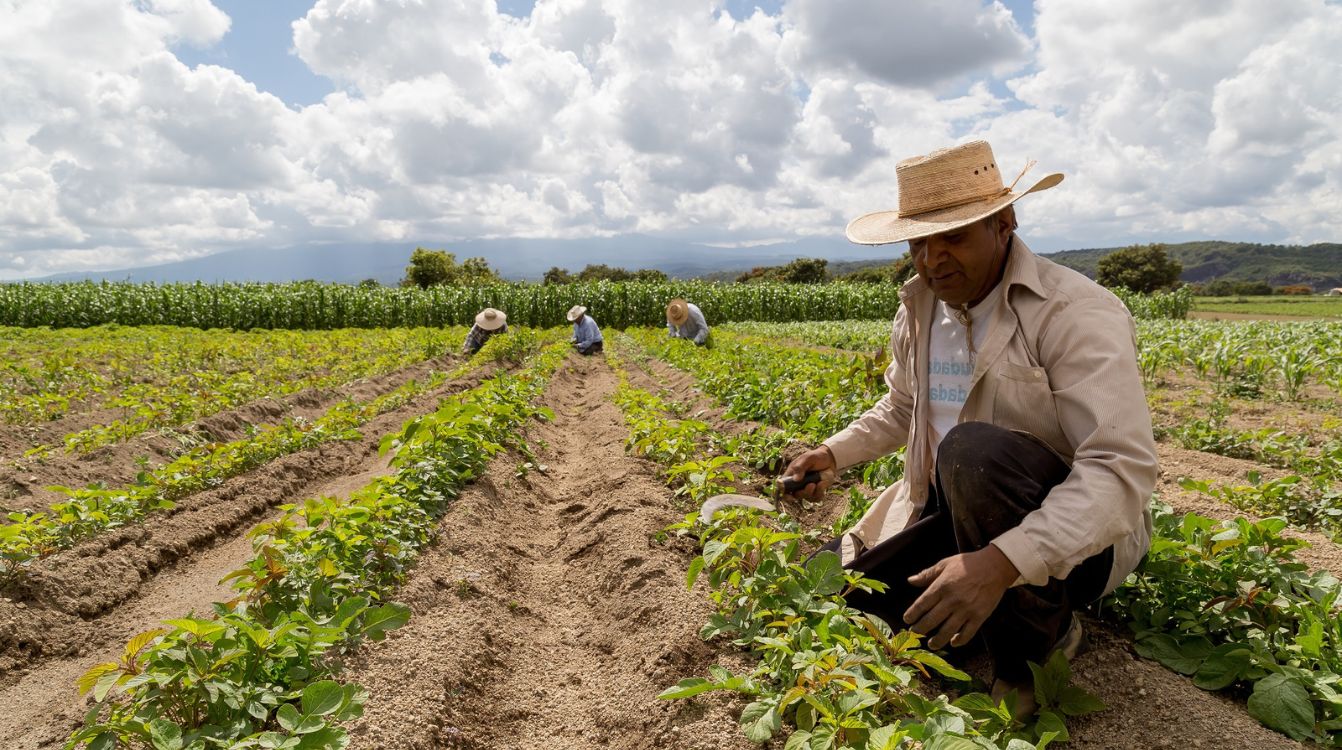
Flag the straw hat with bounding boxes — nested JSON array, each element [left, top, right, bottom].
[[475, 307, 506, 331], [846, 140, 1063, 246], [566, 305, 587, 322], [666, 298, 689, 326]]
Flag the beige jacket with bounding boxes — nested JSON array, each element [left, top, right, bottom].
[[823, 238, 1157, 595]]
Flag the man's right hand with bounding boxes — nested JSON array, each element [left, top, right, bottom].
[[782, 446, 837, 500]]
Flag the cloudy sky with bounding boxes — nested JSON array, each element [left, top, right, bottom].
[[1, 0, 1339, 278]]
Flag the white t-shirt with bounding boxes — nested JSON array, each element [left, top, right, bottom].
[[927, 285, 1003, 472]]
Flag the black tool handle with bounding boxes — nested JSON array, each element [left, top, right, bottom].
[[778, 470, 823, 494]]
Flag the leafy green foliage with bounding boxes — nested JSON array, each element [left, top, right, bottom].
[[0, 279, 903, 329], [1109, 506, 1342, 743], [1096, 243, 1183, 294], [625, 328, 888, 442], [607, 338, 1101, 747], [736, 257, 830, 284], [666, 508, 1102, 748]]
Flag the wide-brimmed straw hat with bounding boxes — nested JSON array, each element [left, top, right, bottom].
[[666, 298, 689, 325], [566, 305, 587, 322], [475, 308, 506, 331], [846, 140, 1063, 246]]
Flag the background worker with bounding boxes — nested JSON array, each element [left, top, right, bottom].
[[462, 307, 507, 355], [666, 298, 709, 345], [783, 140, 1157, 717], [567, 305, 603, 355]]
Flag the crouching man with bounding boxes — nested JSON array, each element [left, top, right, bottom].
[[784, 140, 1157, 715]]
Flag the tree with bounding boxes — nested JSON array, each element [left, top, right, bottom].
[[402, 247, 501, 288], [735, 257, 830, 284], [1095, 243, 1182, 293], [459, 256, 501, 285], [778, 257, 829, 284], [357, 278, 381, 288], [1198, 279, 1274, 296], [543, 266, 573, 285], [403, 248, 455, 289], [843, 254, 915, 285], [630, 268, 668, 282]]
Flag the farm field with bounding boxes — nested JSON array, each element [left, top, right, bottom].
[[1192, 295, 1342, 320], [0, 312, 1338, 749]]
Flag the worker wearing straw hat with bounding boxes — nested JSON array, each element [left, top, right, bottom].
[[567, 305, 603, 355], [462, 308, 508, 355], [665, 298, 709, 346], [783, 140, 1157, 717]]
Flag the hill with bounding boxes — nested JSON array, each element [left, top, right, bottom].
[[1045, 241, 1342, 291], [20, 235, 877, 285]]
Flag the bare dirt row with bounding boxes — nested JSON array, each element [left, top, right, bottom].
[[339, 352, 753, 749]]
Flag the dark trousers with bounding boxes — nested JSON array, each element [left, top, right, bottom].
[[576, 341, 604, 356], [825, 421, 1113, 682]]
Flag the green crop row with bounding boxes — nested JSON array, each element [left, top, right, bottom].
[[1155, 402, 1342, 484], [623, 328, 1342, 743], [1, 326, 452, 428], [623, 328, 888, 441], [725, 317, 1342, 402], [65, 336, 568, 749], [604, 349, 1101, 747], [1109, 507, 1342, 744], [0, 280, 903, 330], [1137, 319, 1342, 399], [0, 334, 525, 588]]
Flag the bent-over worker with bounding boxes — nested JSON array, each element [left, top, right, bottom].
[[462, 308, 508, 355], [665, 298, 709, 345], [783, 140, 1157, 716]]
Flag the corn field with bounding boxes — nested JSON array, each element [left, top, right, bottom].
[[0, 280, 903, 330]]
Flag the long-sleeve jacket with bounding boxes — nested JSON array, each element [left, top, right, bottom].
[[571, 316, 603, 350], [822, 237, 1157, 595], [667, 303, 710, 345]]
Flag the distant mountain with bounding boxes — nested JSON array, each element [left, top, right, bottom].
[[1044, 241, 1342, 291], [24, 235, 888, 284], [700, 255, 905, 282]]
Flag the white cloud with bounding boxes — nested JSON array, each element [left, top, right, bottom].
[[0, 0, 1338, 278], [781, 0, 1030, 89]]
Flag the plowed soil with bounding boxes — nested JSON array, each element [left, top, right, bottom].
[[341, 353, 757, 749]]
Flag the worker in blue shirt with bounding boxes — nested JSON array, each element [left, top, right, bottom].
[[567, 305, 603, 355], [666, 298, 709, 346]]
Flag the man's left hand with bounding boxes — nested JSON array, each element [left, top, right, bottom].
[[903, 545, 1019, 650]]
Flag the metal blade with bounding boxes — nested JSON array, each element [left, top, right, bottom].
[[698, 494, 775, 523]]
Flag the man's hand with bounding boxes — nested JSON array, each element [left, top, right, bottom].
[[781, 446, 837, 500], [903, 545, 1019, 650]]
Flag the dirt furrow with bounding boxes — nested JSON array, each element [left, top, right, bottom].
[[0, 362, 498, 685], [1, 353, 463, 513], [341, 352, 754, 750], [0, 462, 396, 750], [1155, 441, 1342, 578]]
